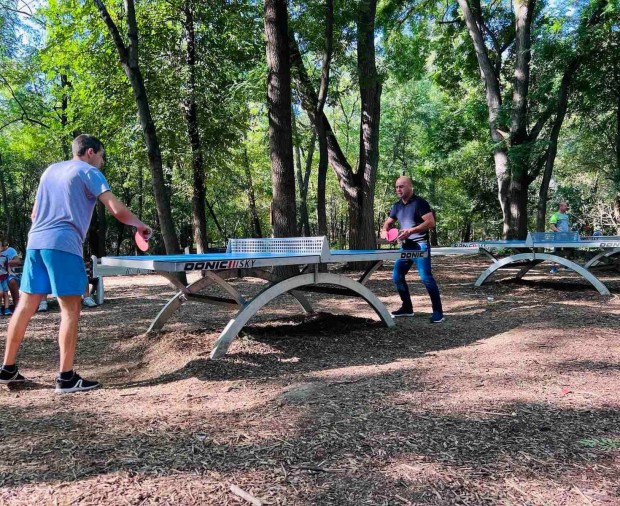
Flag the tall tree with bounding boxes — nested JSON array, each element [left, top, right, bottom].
[[456, 0, 609, 238], [314, 0, 334, 237], [290, 0, 381, 249], [180, 0, 208, 253], [264, 0, 297, 238], [93, 0, 181, 254]]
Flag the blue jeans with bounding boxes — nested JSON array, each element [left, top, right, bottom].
[[392, 241, 443, 315]]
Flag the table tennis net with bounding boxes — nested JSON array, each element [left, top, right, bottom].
[[528, 232, 580, 243], [227, 236, 329, 255]]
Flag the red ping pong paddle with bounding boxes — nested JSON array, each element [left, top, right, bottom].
[[135, 230, 150, 252], [386, 228, 399, 242]]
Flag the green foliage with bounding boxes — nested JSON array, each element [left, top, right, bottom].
[[1, 0, 620, 252]]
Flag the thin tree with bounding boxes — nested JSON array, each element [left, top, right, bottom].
[[180, 0, 208, 253], [93, 0, 181, 254], [290, 0, 381, 250]]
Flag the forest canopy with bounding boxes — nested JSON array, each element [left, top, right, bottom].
[[1, 0, 619, 254]]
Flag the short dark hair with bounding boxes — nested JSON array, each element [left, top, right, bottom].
[[72, 134, 104, 157]]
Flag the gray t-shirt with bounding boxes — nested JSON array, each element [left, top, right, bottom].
[[28, 160, 110, 258]]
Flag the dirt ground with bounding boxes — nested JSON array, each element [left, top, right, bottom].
[[0, 256, 619, 506]]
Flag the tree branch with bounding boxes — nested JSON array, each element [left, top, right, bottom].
[[92, 0, 129, 64], [0, 75, 50, 130]]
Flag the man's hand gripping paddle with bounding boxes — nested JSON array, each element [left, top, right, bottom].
[[135, 229, 151, 252], [386, 228, 400, 242]]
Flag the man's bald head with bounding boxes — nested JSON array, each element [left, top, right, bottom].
[[395, 176, 413, 201]]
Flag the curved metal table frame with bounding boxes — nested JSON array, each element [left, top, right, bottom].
[[146, 263, 393, 358], [584, 248, 620, 269], [209, 271, 394, 359], [475, 252, 610, 295], [149, 269, 313, 332]]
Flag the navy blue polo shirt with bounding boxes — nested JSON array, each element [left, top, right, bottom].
[[389, 195, 432, 243]]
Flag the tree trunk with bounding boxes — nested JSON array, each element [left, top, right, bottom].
[[243, 147, 262, 238], [264, 0, 297, 240], [316, 124, 328, 236], [60, 74, 72, 159], [536, 60, 580, 231], [505, 174, 529, 239], [351, 0, 381, 250], [295, 133, 315, 237], [315, 0, 333, 237], [0, 155, 10, 242], [460, 217, 472, 242], [181, 1, 208, 253], [458, 0, 526, 239], [510, 0, 535, 146], [614, 92, 620, 234], [289, 0, 378, 251], [94, 0, 181, 255]]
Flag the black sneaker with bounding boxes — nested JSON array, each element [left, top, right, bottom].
[[391, 307, 415, 317], [55, 372, 101, 393], [0, 366, 26, 384]]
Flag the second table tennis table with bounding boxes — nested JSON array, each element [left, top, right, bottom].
[[452, 232, 620, 295]]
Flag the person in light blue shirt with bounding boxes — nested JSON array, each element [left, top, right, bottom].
[[0, 134, 152, 393], [0, 240, 22, 311]]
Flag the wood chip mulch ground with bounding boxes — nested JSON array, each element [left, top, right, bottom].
[[0, 256, 619, 505]]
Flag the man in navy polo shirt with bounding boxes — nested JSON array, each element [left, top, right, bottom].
[[381, 176, 444, 323]]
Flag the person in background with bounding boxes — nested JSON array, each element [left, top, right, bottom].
[[0, 253, 11, 316], [0, 240, 21, 311], [82, 279, 98, 308], [549, 201, 570, 233], [549, 201, 570, 274]]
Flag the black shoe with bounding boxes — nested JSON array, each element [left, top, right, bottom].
[[391, 307, 415, 317], [55, 372, 101, 393], [0, 366, 26, 384], [430, 313, 445, 323]]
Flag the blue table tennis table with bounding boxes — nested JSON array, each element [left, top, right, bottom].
[[101, 237, 467, 358], [452, 231, 620, 295]]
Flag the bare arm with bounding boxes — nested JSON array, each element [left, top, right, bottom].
[[98, 191, 151, 237], [31, 200, 37, 221], [397, 212, 435, 241], [550, 223, 559, 232]]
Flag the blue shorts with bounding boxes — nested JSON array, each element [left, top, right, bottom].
[[0, 279, 8, 291], [21, 249, 86, 297]]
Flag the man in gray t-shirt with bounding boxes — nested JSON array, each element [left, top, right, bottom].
[[0, 134, 152, 393]]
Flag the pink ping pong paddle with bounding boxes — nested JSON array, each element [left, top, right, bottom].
[[386, 228, 399, 242], [135, 230, 150, 252]]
